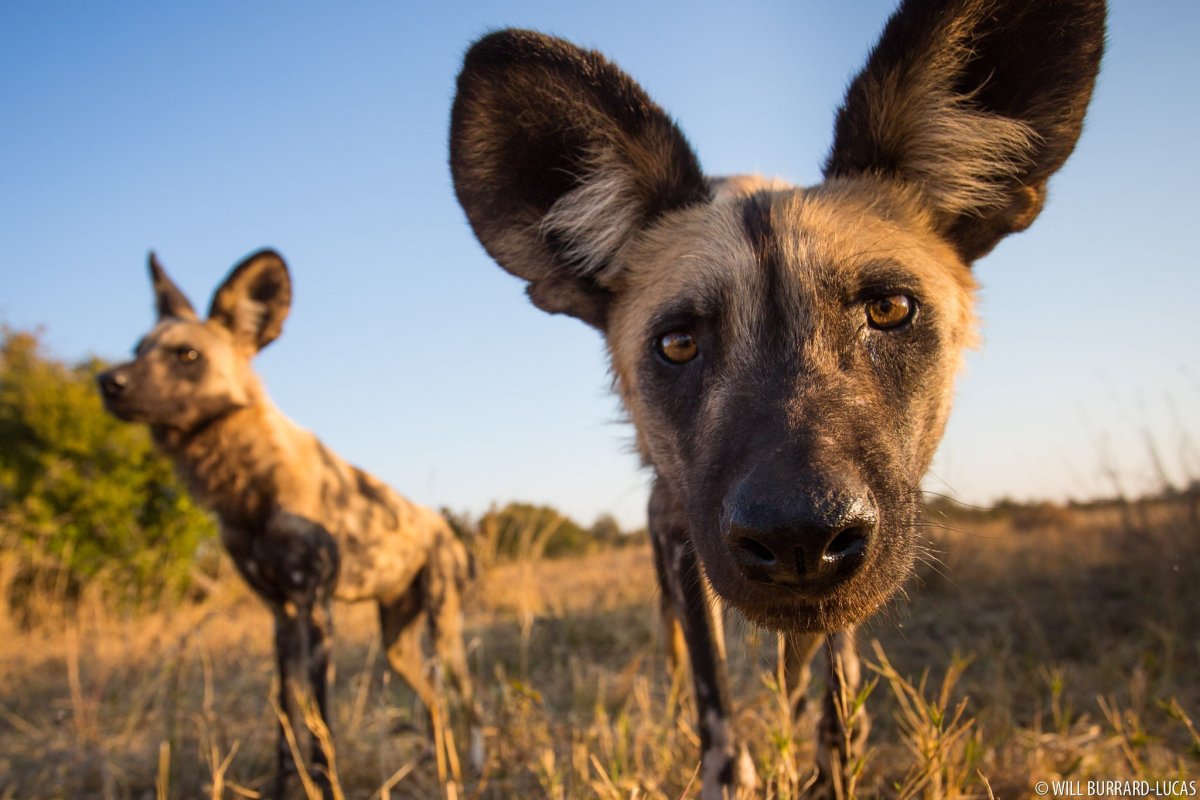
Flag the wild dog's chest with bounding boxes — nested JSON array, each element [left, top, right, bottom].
[[189, 428, 436, 604], [216, 492, 436, 607], [220, 516, 339, 608]]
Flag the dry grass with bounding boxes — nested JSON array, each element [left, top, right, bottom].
[[1, 500, 1197, 799]]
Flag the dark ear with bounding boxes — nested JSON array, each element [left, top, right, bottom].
[[148, 252, 198, 321], [824, 0, 1106, 262], [450, 29, 710, 329], [208, 250, 292, 351]]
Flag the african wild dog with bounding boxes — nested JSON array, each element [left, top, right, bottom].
[[97, 251, 477, 799], [450, 0, 1104, 795]]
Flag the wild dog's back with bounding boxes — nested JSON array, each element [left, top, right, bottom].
[[300, 437, 449, 604]]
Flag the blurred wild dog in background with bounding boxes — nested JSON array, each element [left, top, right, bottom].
[[98, 251, 478, 799]]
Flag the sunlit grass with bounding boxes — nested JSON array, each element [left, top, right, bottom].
[[1, 498, 1197, 798]]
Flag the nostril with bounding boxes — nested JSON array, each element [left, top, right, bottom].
[[733, 536, 777, 566], [824, 527, 869, 562]]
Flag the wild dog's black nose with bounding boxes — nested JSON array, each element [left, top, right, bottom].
[[722, 478, 876, 588], [97, 369, 129, 397]]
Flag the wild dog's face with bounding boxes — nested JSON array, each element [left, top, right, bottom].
[[450, 0, 1104, 631], [605, 181, 978, 629], [100, 315, 252, 429], [98, 251, 291, 434]]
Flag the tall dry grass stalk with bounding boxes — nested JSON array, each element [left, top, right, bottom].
[[869, 644, 980, 800], [156, 739, 171, 800]]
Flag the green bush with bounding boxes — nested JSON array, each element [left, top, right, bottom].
[[473, 502, 593, 562], [0, 327, 215, 610]]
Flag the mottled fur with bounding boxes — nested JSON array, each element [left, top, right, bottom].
[[450, 0, 1103, 795], [98, 251, 476, 799]]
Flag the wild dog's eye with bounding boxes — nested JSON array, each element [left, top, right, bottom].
[[865, 295, 915, 330], [176, 347, 201, 364], [657, 331, 699, 364]]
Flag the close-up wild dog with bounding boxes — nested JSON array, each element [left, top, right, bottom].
[[451, 0, 1104, 795], [96, 252, 477, 799]]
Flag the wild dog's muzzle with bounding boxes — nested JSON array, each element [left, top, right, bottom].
[[96, 365, 141, 420], [720, 460, 877, 594], [96, 367, 130, 400]]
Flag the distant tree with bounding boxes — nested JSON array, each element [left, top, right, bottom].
[[0, 327, 215, 610], [476, 502, 592, 562], [589, 513, 622, 545], [619, 525, 649, 545]]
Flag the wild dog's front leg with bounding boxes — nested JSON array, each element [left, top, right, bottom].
[[649, 513, 689, 713], [814, 628, 869, 798], [780, 631, 825, 721], [306, 599, 334, 786], [273, 604, 319, 800], [650, 480, 757, 799], [273, 601, 335, 800], [232, 513, 338, 800]]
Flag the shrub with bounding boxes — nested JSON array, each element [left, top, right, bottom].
[[0, 327, 215, 613]]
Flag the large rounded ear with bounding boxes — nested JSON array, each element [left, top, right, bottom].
[[824, 0, 1106, 263], [148, 252, 198, 321], [450, 29, 710, 329], [208, 250, 292, 352]]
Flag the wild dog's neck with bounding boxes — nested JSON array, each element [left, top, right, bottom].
[[152, 388, 292, 528]]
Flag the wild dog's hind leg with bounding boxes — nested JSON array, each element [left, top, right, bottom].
[[381, 575, 462, 784], [425, 536, 475, 712], [650, 478, 757, 799], [379, 576, 442, 732], [426, 534, 484, 771]]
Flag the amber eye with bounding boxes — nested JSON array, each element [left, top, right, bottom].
[[176, 347, 201, 364], [657, 331, 699, 364], [865, 295, 915, 330]]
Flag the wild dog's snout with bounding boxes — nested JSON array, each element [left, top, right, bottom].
[[722, 469, 877, 590], [96, 367, 130, 399]]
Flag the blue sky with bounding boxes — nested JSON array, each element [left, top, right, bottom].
[[2, 1, 1197, 530]]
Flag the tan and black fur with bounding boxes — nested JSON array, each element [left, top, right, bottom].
[[98, 251, 477, 799], [450, 0, 1104, 796]]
